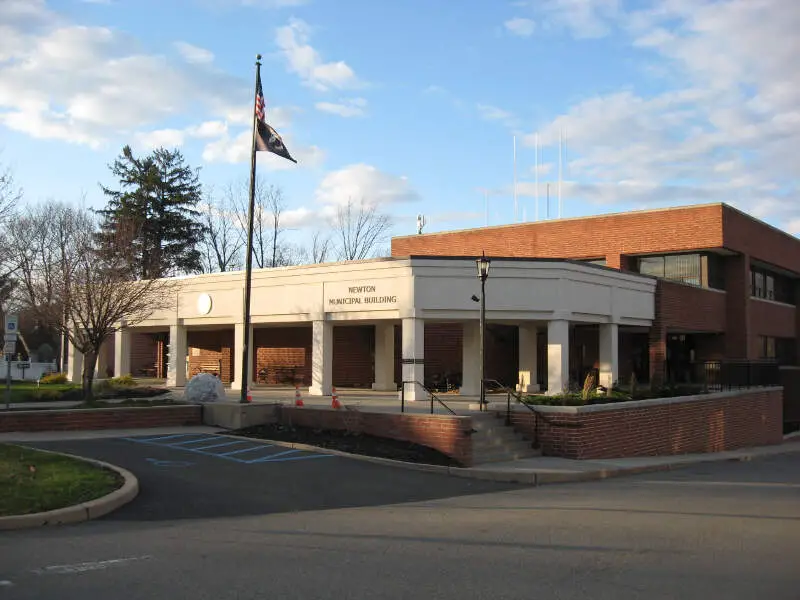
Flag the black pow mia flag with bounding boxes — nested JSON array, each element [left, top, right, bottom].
[[254, 71, 297, 163]]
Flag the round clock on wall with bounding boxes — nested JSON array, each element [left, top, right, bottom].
[[197, 293, 213, 315]]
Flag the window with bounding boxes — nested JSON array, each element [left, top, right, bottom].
[[759, 336, 777, 359], [760, 336, 798, 365], [751, 266, 796, 305], [638, 256, 665, 278], [634, 252, 724, 290]]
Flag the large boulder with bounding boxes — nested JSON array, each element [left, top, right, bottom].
[[184, 373, 226, 404]]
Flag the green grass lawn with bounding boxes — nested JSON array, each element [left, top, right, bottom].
[[0, 444, 122, 517], [1, 382, 81, 404]]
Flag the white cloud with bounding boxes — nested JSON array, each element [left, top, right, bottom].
[[134, 128, 185, 150], [477, 103, 518, 128], [519, 0, 800, 231], [201, 129, 325, 171], [0, 12, 250, 148], [174, 41, 214, 64], [542, 0, 620, 38], [315, 164, 420, 208], [504, 17, 536, 37], [188, 120, 228, 138], [315, 98, 367, 118], [275, 18, 361, 91]]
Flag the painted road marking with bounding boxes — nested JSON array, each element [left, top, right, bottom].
[[121, 435, 332, 464], [33, 556, 152, 575], [133, 433, 199, 443], [219, 444, 273, 457], [192, 440, 248, 451], [145, 458, 194, 468], [247, 449, 300, 463], [0, 580, 13, 587], [164, 436, 220, 447]]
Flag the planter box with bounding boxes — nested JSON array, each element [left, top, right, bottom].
[[504, 387, 783, 459], [0, 405, 202, 433]]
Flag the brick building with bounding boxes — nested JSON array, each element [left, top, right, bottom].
[[71, 257, 656, 397], [392, 203, 800, 385]]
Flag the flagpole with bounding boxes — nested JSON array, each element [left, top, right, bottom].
[[239, 54, 261, 404]]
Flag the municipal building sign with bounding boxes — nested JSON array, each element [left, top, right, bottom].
[[325, 282, 398, 311]]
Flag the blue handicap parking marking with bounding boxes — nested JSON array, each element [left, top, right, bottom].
[[121, 433, 333, 465]]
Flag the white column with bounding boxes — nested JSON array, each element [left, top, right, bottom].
[[547, 320, 570, 395], [460, 320, 480, 396], [309, 319, 332, 396], [66, 339, 83, 384], [518, 323, 539, 393], [373, 322, 396, 391], [114, 328, 131, 377], [599, 323, 619, 390], [231, 323, 254, 391], [166, 323, 187, 387], [401, 317, 425, 401]]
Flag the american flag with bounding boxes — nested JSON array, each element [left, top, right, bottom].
[[255, 75, 265, 122], [254, 69, 296, 163]]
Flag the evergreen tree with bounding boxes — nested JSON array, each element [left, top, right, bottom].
[[97, 145, 204, 279]]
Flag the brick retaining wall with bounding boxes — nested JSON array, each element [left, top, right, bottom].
[[506, 388, 782, 460], [279, 406, 473, 466], [0, 405, 202, 433]]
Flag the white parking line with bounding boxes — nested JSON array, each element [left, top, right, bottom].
[[32, 556, 152, 575]]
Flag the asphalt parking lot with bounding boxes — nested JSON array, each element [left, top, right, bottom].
[[25, 433, 519, 521]]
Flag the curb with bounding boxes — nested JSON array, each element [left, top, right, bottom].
[[0, 447, 139, 531], [222, 430, 800, 487]]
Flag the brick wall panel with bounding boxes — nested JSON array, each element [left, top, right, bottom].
[[392, 205, 726, 262], [511, 389, 782, 459], [254, 327, 312, 386], [188, 329, 235, 383], [332, 326, 374, 388], [0, 406, 202, 433]]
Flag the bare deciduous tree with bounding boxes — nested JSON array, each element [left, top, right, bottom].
[[233, 179, 292, 268], [0, 160, 20, 226], [333, 198, 392, 261], [297, 230, 332, 264], [11, 203, 175, 401], [199, 188, 243, 273]]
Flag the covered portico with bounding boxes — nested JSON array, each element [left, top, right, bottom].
[[73, 256, 656, 399]]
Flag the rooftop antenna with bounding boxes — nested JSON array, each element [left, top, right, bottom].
[[564, 127, 568, 216], [513, 135, 518, 223], [547, 183, 551, 220], [534, 132, 539, 222], [477, 187, 490, 226], [558, 128, 563, 219], [416, 214, 427, 234]]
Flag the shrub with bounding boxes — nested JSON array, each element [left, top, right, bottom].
[[581, 372, 596, 403], [108, 375, 137, 387], [40, 372, 68, 385]]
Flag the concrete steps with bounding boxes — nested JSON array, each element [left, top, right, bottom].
[[471, 413, 541, 464]]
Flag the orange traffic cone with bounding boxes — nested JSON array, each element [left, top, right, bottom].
[[295, 384, 304, 407], [246, 388, 252, 403], [331, 386, 342, 409]]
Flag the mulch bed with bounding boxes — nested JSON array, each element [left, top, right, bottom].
[[234, 423, 462, 467]]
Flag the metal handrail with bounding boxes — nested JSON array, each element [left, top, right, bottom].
[[483, 378, 541, 447], [400, 380, 458, 416]]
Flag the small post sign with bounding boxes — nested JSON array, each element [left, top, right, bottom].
[[4, 313, 17, 410]]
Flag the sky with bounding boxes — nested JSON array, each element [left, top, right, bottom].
[[1, 0, 799, 247]]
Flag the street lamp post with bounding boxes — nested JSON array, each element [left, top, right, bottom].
[[476, 252, 491, 410]]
